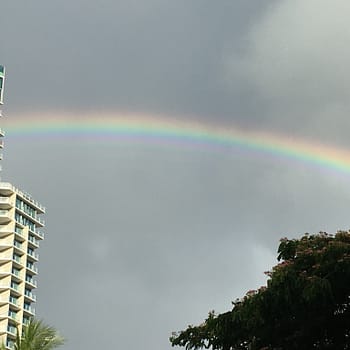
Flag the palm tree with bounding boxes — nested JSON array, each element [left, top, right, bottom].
[[14, 318, 64, 350]]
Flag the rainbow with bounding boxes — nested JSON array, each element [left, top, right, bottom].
[[2, 111, 350, 176]]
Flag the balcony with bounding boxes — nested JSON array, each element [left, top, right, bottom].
[[0, 253, 11, 264], [8, 310, 17, 322], [0, 271, 10, 279], [6, 340, 15, 350], [15, 207, 45, 228], [0, 183, 14, 196], [0, 183, 45, 213], [15, 189, 45, 214], [7, 325, 16, 335], [11, 269, 22, 282], [29, 228, 44, 240], [12, 255, 23, 268], [0, 299, 8, 306], [23, 304, 35, 315], [25, 277, 37, 288], [14, 227, 25, 241], [10, 283, 21, 296], [28, 235, 39, 248], [0, 243, 12, 252], [13, 241, 25, 253], [12, 254, 21, 262], [0, 228, 12, 238], [0, 197, 13, 209], [27, 250, 39, 262], [9, 297, 20, 311], [24, 290, 36, 302], [26, 263, 38, 274], [0, 284, 9, 292], [0, 209, 11, 224]]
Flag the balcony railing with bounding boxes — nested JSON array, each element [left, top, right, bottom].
[[24, 290, 36, 301], [26, 263, 38, 273], [28, 236, 39, 247], [23, 304, 35, 314], [15, 206, 45, 226], [25, 277, 37, 287], [0, 197, 12, 205], [27, 251, 39, 260], [13, 241, 23, 250], [11, 281, 19, 289], [8, 311, 17, 321], [10, 283, 20, 292], [12, 255, 22, 264], [11, 269, 21, 278], [9, 297, 18, 306], [6, 340, 15, 350], [29, 228, 44, 239], [0, 183, 45, 212], [7, 325, 16, 334], [15, 187, 45, 213], [14, 227, 24, 236], [0, 253, 11, 261]]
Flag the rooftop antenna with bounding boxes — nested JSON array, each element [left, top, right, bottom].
[[0, 65, 5, 179]]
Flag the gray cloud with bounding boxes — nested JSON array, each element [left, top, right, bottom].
[[3, 136, 350, 349], [226, 0, 350, 137], [1, 0, 271, 119]]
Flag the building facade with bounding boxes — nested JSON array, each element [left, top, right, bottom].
[[0, 66, 5, 105], [0, 66, 45, 349]]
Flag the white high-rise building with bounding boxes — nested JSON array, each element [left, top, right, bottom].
[[0, 65, 45, 349]]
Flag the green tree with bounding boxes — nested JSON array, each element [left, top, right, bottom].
[[170, 231, 350, 350], [14, 318, 64, 350]]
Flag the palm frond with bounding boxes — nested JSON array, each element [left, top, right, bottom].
[[15, 318, 64, 350]]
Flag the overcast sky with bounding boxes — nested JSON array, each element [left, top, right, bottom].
[[1, 1, 350, 349]]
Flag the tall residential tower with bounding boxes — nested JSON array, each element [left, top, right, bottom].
[[0, 65, 45, 349]]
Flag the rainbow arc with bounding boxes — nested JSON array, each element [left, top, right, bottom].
[[3, 112, 350, 175]]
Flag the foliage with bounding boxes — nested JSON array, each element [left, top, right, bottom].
[[170, 231, 350, 350], [14, 318, 64, 350]]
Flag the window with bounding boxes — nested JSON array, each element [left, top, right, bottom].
[[7, 324, 16, 334], [8, 310, 17, 319], [16, 198, 37, 218], [15, 213, 35, 231], [13, 253, 21, 263], [14, 240, 22, 249], [6, 339, 15, 349], [11, 281, 20, 291], [9, 295, 18, 305], [12, 267, 20, 277], [15, 225, 23, 235]]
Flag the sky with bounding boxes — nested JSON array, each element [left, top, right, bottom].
[[1, 1, 350, 349]]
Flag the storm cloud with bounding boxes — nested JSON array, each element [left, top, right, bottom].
[[1, 1, 350, 349]]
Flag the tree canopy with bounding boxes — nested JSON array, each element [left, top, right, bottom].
[[170, 231, 350, 350]]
